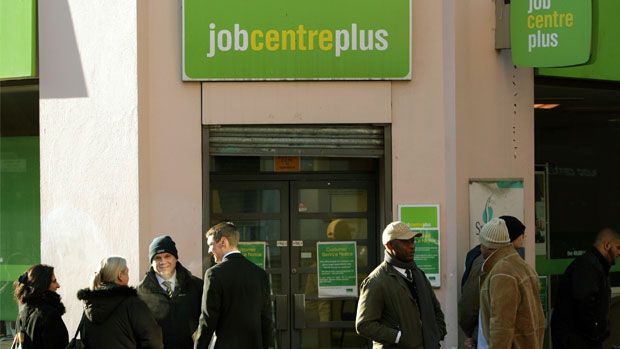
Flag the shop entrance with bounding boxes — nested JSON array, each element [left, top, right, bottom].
[[209, 175, 377, 349]]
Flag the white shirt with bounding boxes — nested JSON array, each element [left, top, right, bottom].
[[391, 265, 409, 279], [155, 271, 177, 292]]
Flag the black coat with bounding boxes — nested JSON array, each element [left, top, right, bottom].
[[551, 247, 611, 349], [193, 253, 273, 349], [137, 262, 203, 349], [15, 291, 69, 349], [77, 285, 163, 349]]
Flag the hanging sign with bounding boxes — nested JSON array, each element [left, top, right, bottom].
[[317, 241, 358, 298], [511, 0, 591, 67], [182, 0, 411, 80], [398, 205, 441, 288], [238, 242, 267, 269]]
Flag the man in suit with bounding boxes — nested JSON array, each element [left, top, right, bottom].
[[193, 222, 273, 349]]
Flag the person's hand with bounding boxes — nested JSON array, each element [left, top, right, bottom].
[[464, 337, 475, 348]]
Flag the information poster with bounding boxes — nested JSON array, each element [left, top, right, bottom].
[[238, 242, 267, 269], [398, 204, 441, 288], [469, 180, 524, 249], [317, 241, 358, 298], [539, 276, 549, 322]]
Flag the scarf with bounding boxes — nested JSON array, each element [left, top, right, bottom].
[[384, 251, 446, 349]]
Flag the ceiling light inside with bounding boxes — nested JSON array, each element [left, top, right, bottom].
[[534, 104, 560, 109]]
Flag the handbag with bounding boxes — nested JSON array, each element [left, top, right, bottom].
[[66, 313, 87, 349], [10, 331, 32, 349]]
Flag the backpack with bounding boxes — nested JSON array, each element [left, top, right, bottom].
[[10, 330, 32, 349]]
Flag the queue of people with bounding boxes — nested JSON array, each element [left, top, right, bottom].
[[9, 218, 620, 348]]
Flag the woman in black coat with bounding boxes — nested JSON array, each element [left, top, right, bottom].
[[13, 264, 69, 348], [77, 256, 163, 349]]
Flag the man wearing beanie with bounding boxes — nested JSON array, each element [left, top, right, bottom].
[[478, 218, 545, 348], [138, 235, 203, 349], [356, 221, 446, 348], [458, 215, 526, 347]]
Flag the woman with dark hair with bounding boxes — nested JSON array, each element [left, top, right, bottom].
[[13, 264, 69, 348], [77, 256, 163, 349]]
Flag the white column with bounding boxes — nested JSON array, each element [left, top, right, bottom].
[[39, 0, 139, 332]]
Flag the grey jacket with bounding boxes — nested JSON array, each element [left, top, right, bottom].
[[355, 261, 446, 349]]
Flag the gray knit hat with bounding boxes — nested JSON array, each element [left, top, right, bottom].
[[479, 218, 511, 249]]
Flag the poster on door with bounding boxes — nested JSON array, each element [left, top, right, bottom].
[[469, 180, 524, 249], [317, 241, 358, 298], [398, 205, 441, 288], [239, 242, 267, 269]]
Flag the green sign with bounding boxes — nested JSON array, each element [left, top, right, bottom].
[[182, 0, 411, 80], [398, 205, 441, 287], [511, 0, 591, 67], [0, 0, 37, 79], [317, 241, 358, 298], [537, 0, 620, 81], [238, 242, 266, 269]]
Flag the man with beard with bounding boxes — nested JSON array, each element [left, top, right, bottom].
[[355, 221, 446, 348], [551, 228, 620, 349]]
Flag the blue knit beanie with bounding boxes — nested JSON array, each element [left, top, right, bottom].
[[149, 235, 178, 262]]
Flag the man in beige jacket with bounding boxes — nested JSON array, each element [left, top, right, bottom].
[[478, 218, 545, 348]]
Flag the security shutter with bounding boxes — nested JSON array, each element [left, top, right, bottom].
[[206, 125, 385, 158]]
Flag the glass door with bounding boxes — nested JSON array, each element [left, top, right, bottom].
[[210, 180, 291, 348], [210, 179, 375, 349], [290, 180, 375, 349]]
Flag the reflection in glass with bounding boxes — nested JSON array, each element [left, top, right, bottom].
[[298, 189, 367, 213], [232, 220, 282, 268], [211, 188, 280, 214], [299, 219, 368, 240]]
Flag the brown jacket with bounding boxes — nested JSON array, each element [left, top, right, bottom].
[[479, 245, 545, 348]]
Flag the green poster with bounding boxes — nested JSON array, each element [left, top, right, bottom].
[[539, 276, 549, 320], [511, 0, 591, 67], [398, 205, 441, 288], [317, 241, 358, 298], [183, 0, 411, 80], [238, 242, 266, 269]]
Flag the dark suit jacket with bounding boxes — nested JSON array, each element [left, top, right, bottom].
[[194, 252, 273, 349]]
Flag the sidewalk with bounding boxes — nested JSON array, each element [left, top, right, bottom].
[[0, 337, 12, 349]]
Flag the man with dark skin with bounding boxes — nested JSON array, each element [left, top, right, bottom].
[[356, 221, 446, 349], [551, 228, 620, 349]]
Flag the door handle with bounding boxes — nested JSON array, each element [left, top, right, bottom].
[[275, 295, 288, 330], [294, 293, 306, 329]]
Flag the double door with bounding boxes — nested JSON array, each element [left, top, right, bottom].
[[210, 178, 377, 348]]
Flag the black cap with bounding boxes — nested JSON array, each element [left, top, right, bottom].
[[149, 235, 178, 262], [499, 215, 526, 242]]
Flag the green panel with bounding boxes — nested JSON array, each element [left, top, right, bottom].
[[399, 206, 439, 229], [0, 137, 40, 321], [0, 0, 37, 79], [183, 0, 411, 80], [537, 0, 620, 81], [511, 0, 591, 67], [497, 180, 524, 189]]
